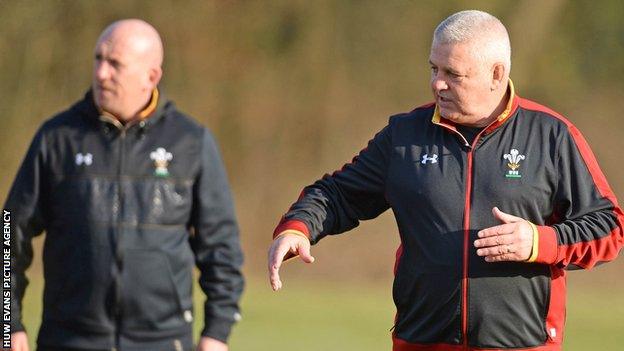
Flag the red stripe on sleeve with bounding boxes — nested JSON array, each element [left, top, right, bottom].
[[272, 219, 310, 239], [534, 225, 558, 264], [519, 98, 624, 268]]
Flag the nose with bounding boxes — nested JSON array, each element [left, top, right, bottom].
[[431, 75, 448, 93], [94, 60, 110, 82]]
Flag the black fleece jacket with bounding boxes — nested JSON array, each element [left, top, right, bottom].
[[5, 90, 244, 350]]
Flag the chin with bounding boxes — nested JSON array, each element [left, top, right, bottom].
[[96, 101, 118, 115], [439, 108, 459, 121]]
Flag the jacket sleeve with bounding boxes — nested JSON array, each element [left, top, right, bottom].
[[4, 127, 48, 333], [190, 129, 244, 343], [273, 120, 392, 244], [534, 123, 624, 268]]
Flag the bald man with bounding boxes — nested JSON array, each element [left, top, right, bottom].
[[268, 10, 623, 351], [6, 19, 244, 351]]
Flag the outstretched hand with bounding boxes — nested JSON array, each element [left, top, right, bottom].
[[474, 207, 534, 262], [268, 233, 315, 291]]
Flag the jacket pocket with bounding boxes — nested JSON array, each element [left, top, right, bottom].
[[120, 249, 188, 331], [467, 262, 550, 348], [392, 259, 462, 344], [43, 228, 115, 331]]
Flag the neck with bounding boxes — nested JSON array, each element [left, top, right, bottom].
[[100, 89, 158, 125], [472, 86, 510, 128]]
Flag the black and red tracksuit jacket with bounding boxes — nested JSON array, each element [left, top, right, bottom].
[[273, 87, 624, 350]]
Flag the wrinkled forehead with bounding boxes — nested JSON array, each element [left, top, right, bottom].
[[429, 41, 481, 68]]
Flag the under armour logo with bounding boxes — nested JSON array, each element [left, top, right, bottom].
[[420, 153, 438, 164], [75, 153, 93, 166]]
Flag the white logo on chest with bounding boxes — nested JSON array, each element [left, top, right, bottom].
[[150, 147, 173, 177], [420, 153, 438, 164], [75, 153, 93, 166], [503, 148, 525, 178]]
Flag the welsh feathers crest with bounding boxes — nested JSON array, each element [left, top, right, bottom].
[[75, 152, 93, 166], [150, 147, 173, 177], [503, 149, 525, 178]]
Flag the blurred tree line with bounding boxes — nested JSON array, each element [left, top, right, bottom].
[[1, 0, 623, 281]]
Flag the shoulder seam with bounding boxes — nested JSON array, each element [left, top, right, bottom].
[[517, 97, 571, 127]]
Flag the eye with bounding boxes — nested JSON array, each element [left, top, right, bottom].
[[430, 66, 438, 74], [449, 71, 464, 80], [109, 59, 122, 69]]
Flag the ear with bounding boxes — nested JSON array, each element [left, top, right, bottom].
[[147, 66, 163, 88], [491, 63, 506, 90]]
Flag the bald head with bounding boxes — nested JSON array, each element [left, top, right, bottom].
[[433, 10, 511, 75], [92, 19, 164, 122], [98, 19, 164, 67]]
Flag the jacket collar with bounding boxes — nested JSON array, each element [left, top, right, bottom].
[[431, 79, 519, 143], [75, 88, 170, 132]]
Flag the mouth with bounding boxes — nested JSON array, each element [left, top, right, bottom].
[[438, 95, 451, 102], [437, 95, 453, 105], [95, 85, 114, 96]]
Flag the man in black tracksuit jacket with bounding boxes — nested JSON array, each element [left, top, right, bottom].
[[268, 10, 623, 351], [5, 20, 243, 351]]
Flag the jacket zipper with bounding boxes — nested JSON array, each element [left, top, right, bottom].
[[114, 127, 126, 350], [461, 131, 488, 349], [461, 145, 474, 349]]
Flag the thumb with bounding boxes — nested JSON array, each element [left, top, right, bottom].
[[297, 242, 315, 264], [492, 206, 522, 224]]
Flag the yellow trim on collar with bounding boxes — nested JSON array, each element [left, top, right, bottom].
[[138, 88, 159, 119], [431, 79, 516, 124], [432, 105, 442, 124], [496, 79, 515, 122], [97, 88, 159, 121]]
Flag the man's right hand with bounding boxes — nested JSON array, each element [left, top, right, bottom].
[[10, 331, 29, 351], [268, 233, 315, 291]]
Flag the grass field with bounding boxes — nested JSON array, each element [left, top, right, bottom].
[[20, 273, 624, 350]]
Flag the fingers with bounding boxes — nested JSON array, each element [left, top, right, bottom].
[[492, 206, 522, 224], [196, 336, 228, 351], [475, 241, 517, 257], [10, 331, 29, 351], [474, 232, 514, 248], [475, 217, 534, 262], [297, 242, 315, 264], [477, 223, 515, 238], [475, 227, 522, 259], [267, 235, 315, 291], [268, 241, 290, 291], [483, 253, 516, 262]]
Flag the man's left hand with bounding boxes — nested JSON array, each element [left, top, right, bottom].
[[474, 207, 533, 262], [196, 336, 228, 351]]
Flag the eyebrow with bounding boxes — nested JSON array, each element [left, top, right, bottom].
[[429, 60, 463, 75]]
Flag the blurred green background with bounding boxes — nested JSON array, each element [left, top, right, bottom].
[[2, 0, 623, 350]]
